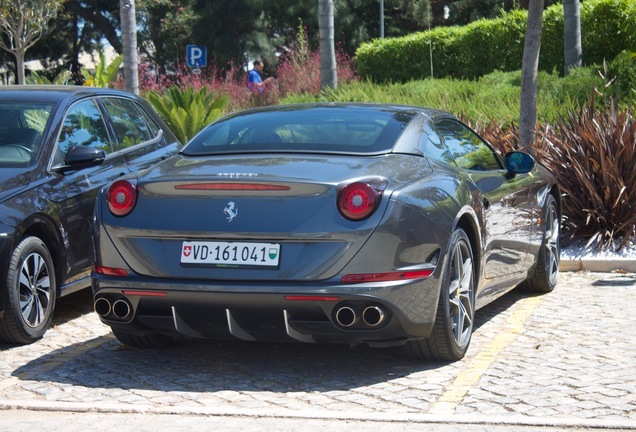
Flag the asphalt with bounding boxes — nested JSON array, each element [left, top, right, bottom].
[[0, 259, 635, 431]]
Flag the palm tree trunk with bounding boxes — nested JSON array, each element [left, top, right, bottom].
[[318, 0, 337, 90], [120, 0, 139, 95], [519, 0, 544, 149], [563, 0, 582, 75]]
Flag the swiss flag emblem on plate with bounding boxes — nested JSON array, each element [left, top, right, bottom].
[[182, 245, 192, 257]]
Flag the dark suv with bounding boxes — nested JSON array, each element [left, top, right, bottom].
[[0, 86, 181, 344]]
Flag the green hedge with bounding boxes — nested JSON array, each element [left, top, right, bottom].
[[355, 0, 636, 82]]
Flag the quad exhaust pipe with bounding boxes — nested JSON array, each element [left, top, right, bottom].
[[335, 306, 358, 327], [94, 297, 133, 321], [94, 297, 111, 317], [334, 304, 386, 328], [362, 305, 385, 327]]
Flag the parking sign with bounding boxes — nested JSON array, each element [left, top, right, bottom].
[[186, 45, 207, 68]]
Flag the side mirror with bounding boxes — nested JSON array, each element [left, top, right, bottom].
[[504, 151, 535, 174], [51, 146, 106, 173]]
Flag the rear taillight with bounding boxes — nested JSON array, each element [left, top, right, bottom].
[[337, 180, 387, 221], [107, 179, 138, 216]]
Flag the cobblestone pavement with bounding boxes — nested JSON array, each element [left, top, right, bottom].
[[1, 271, 635, 430]]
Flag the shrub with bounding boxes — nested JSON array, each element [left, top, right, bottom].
[[146, 85, 229, 143], [535, 100, 636, 251], [82, 51, 123, 88], [276, 25, 357, 97], [356, 0, 636, 83], [606, 51, 636, 101], [136, 26, 357, 114], [307, 69, 606, 125]]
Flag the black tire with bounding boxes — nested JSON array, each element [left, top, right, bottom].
[[112, 328, 177, 348], [521, 195, 560, 293], [405, 228, 476, 361], [0, 237, 56, 344]]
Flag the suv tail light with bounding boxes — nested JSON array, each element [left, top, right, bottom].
[[337, 179, 387, 221], [107, 179, 138, 216]]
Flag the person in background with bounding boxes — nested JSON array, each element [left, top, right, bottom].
[[247, 60, 273, 92]]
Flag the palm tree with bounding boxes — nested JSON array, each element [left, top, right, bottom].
[[318, 0, 337, 90], [120, 0, 139, 94], [563, 0, 582, 75], [519, 0, 545, 149]]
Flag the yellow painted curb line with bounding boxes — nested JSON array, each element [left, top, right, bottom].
[[429, 294, 544, 414]]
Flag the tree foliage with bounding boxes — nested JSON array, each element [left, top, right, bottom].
[[136, 0, 436, 70], [31, 0, 120, 83], [0, 0, 63, 83], [81, 49, 123, 88], [4, 0, 570, 79]]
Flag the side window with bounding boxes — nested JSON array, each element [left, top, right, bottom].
[[57, 99, 112, 160], [101, 97, 154, 150], [420, 127, 454, 164], [435, 119, 501, 171]]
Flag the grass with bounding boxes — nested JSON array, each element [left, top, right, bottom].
[[282, 68, 621, 129]]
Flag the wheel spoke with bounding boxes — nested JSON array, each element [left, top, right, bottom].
[[20, 296, 35, 324], [33, 254, 45, 278], [19, 264, 31, 294], [543, 207, 560, 282], [32, 293, 44, 326]]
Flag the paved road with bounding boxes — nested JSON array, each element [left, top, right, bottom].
[[1, 271, 635, 431]]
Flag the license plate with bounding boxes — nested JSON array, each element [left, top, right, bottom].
[[180, 241, 280, 267]]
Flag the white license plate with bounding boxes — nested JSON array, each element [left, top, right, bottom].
[[180, 241, 280, 267]]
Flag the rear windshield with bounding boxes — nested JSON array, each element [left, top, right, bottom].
[[183, 106, 414, 155], [0, 102, 53, 167]]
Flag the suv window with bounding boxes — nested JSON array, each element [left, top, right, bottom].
[[101, 97, 154, 149], [434, 119, 501, 171], [0, 103, 52, 167], [56, 99, 113, 161]]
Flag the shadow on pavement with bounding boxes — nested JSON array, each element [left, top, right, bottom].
[[10, 286, 532, 394], [52, 288, 95, 325], [0, 289, 95, 351]]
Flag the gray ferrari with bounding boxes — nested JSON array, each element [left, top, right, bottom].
[[92, 103, 561, 361]]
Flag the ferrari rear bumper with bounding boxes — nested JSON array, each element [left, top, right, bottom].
[[92, 275, 441, 347]]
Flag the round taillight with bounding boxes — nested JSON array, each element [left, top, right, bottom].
[[107, 179, 138, 216], [338, 181, 384, 221]]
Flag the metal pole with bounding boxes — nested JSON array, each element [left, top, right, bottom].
[[380, 0, 384, 38]]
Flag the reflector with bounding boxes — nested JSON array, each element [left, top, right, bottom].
[[93, 265, 128, 277], [341, 269, 433, 283]]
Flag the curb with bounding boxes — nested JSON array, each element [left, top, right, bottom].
[[1, 400, 635, 430], [560, 258, 636, 273]]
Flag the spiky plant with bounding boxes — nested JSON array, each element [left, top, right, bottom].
[[146, 85, 229, 143], [536, 99, 636, 251]]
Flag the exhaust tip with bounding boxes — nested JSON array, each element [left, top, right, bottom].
[[362, 305, 386, 327], [335, 306, 358, 327], [94, 297, 112, 317], [112, 299, 132, 320]]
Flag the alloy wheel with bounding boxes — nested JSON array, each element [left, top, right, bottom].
[[18, 252, 52, 328], [448, 239, 474, 349]]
